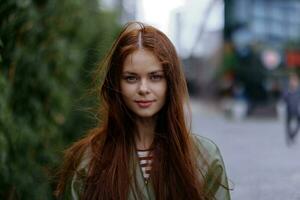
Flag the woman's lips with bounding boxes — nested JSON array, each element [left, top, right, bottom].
[[135, 100, 155, 108]]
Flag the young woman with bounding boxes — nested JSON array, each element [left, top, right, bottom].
[[55, 22, 231, 200]]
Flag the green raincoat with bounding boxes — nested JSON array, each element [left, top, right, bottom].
[[63, 135, 231, 200]]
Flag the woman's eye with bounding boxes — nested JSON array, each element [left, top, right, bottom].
[[124, 76, 138, 82], [150, 75, 163, 81]]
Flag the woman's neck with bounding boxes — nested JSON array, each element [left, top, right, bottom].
[[135, 117, 155, 150]]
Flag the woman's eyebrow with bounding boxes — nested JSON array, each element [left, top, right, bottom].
[[122, 71, 138, 75], [122, 70, 164, 75], [149, 70, 164, 75]]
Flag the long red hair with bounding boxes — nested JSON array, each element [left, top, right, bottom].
[[55, 22, 210, 199]]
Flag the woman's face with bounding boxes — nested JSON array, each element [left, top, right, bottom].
[[120, 49, 167, 119]]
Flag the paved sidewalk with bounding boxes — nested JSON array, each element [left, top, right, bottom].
[[190, 99, 300, 200]]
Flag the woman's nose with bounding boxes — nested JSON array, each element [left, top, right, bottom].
[[138, 79, 150, 95]]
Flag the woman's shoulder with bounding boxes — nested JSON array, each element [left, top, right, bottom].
[[191, 134, 220, 153], [191, 134, 232, 199], [76, 144, 92, 172], [62, 129, 105, 199], [190, 134, 224, 163], [69, 127, 103, 172], [57, 131, 98, 199]]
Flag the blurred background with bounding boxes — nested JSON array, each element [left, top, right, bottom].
[[1, 0, 300, 199]]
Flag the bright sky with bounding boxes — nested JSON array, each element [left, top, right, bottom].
[[136, 0, 185, 35]]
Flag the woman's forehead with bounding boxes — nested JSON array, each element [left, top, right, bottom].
[[122, 49, 162, 73]]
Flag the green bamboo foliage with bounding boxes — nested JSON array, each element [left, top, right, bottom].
[[0, 0, 120, 199]]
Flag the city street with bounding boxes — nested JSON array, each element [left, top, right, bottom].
[[191, 99, 300, 200]]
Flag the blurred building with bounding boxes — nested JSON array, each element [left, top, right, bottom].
[[226, 0, 300, 48], [169, 0, 224, 97], [224, 0, 300, 117]]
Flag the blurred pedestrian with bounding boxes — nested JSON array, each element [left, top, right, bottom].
[[283, 73, 300, 145], [55, 22, 231, 199]]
